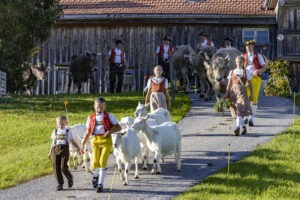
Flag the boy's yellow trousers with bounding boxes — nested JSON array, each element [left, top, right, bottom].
[[90, 135, 112, 169], [247, 76, 262, 104]]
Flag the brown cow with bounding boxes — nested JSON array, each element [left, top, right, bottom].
[[203, 48, 242, 99], [194, 46, 216, 100], [169, 45, 195, 94]]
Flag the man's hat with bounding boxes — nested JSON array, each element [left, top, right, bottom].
[[163, 36, 171, 41], [224, 36, 233, 42], [245, 39, 256, 45], [199, 32, 209, 37], [115, 39, 124, 44]]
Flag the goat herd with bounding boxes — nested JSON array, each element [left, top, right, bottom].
[[68, 102, 181, 185]]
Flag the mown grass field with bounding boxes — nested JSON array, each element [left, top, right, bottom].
[[175, 95, 300, 200], [0, 92, 191, 189]]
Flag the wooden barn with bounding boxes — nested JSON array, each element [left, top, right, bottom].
[[33, 0, 300, 95]]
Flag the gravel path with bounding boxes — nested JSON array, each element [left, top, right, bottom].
[[0, 94, 298, 200]]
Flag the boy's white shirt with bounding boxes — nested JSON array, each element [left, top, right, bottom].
[[147, 77, 168, 89], [51, 128, 74, 146], [108, 48, 126, 64], [86, 113, 118, 135], [228, 68, 252, 81], [246, 52, 265, 74], [156, 44, 172, 60], [200, 39, 215, 47]]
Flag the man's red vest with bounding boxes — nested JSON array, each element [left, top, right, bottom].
[[88, 112, 112, 135], [243, 52, 261, 78], [157, 45, 173, 59], [109, 48, 125, 63], [198, 40, 212, 48]]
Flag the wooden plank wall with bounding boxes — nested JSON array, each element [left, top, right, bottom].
[[33, 23, 276, 95], [283, 7, 300, 56], [289, 62, 300, 92], [0, 71, 7, 96]]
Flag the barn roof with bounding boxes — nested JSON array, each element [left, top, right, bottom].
[[59, 0, 275, 16]]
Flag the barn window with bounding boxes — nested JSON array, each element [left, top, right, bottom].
[[242, 28, 269, 44]]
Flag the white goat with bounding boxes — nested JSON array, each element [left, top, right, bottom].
[[68, 124, 92, 172], [134, 102, 172, 169], [112, 128, 141, 185], [132, 117, 181, 175], [119, 116, 135, 129]]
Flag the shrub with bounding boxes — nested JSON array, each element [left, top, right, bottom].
[[264, 60, 292, 96]]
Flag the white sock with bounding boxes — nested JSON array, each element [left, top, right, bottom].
[[92, 168, 99, 178], [98, 167, 107, 186], [252, 104, 258, 117], [236, 116, 243, 128]]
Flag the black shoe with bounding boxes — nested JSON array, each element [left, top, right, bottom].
[[234, 127, 240, 136], [92, 176, 99, 189], [241, 126, 247, 135], [249, 120, 254, 127], [68, 179, 73, 188], [57, 184, 63, 191], [96, 184, 103, 193], [244, 118, 248, 124]]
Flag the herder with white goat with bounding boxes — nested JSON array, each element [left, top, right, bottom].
[[81, 97, 122, 193]]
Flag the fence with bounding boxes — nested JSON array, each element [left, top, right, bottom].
[[0, 71, 6, 96]]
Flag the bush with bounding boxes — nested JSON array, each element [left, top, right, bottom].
[[264, 60, 292, 96], [213, 98, 231, 114]]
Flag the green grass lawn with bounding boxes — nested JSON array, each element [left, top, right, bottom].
[[175, 95, 300, 200], [0, 92, 191, 189]]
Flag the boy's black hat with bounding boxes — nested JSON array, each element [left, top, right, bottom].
[[163, 36, 171, 41], [199, 32, 209, 37], [224, 36, 233, 42], [115, 39, 124, 44]]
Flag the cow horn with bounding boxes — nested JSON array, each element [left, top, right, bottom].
[[204, 52, 210, 62], [224, 54, 230, 62]]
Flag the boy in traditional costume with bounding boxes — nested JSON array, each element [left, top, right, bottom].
[[243, 39, 267, 126], [81, 97, 121, 193], [48, 115, 81, 191]]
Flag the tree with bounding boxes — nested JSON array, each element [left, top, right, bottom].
[[0, 0, 62, 93]]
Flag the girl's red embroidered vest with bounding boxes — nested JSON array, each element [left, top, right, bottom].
[[108, 48, 125, 63], [243, 52, 261, 78], [88, 112, 112, 135], [158, 45, 173, 59], [151, 79, 166, 93], [232, 71, 247, 85], [198, 40, 212, 48]]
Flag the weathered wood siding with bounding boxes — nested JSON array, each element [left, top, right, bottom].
[[0, 71, 6, 96], [281, 7, 300, 56], [36, 23, 276, 95]]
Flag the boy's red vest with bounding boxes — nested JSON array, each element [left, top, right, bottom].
[[243, 52, 262, 78], [109, 48, 125, 63], [198, 40, 212, 48], [88, 112, 111, 135], [157, 45, 173, 59]]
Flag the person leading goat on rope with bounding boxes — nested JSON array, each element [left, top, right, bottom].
[[243, 39, 267, 126]]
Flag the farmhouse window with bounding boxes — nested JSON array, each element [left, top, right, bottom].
[[242, 28, 269, 44]]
